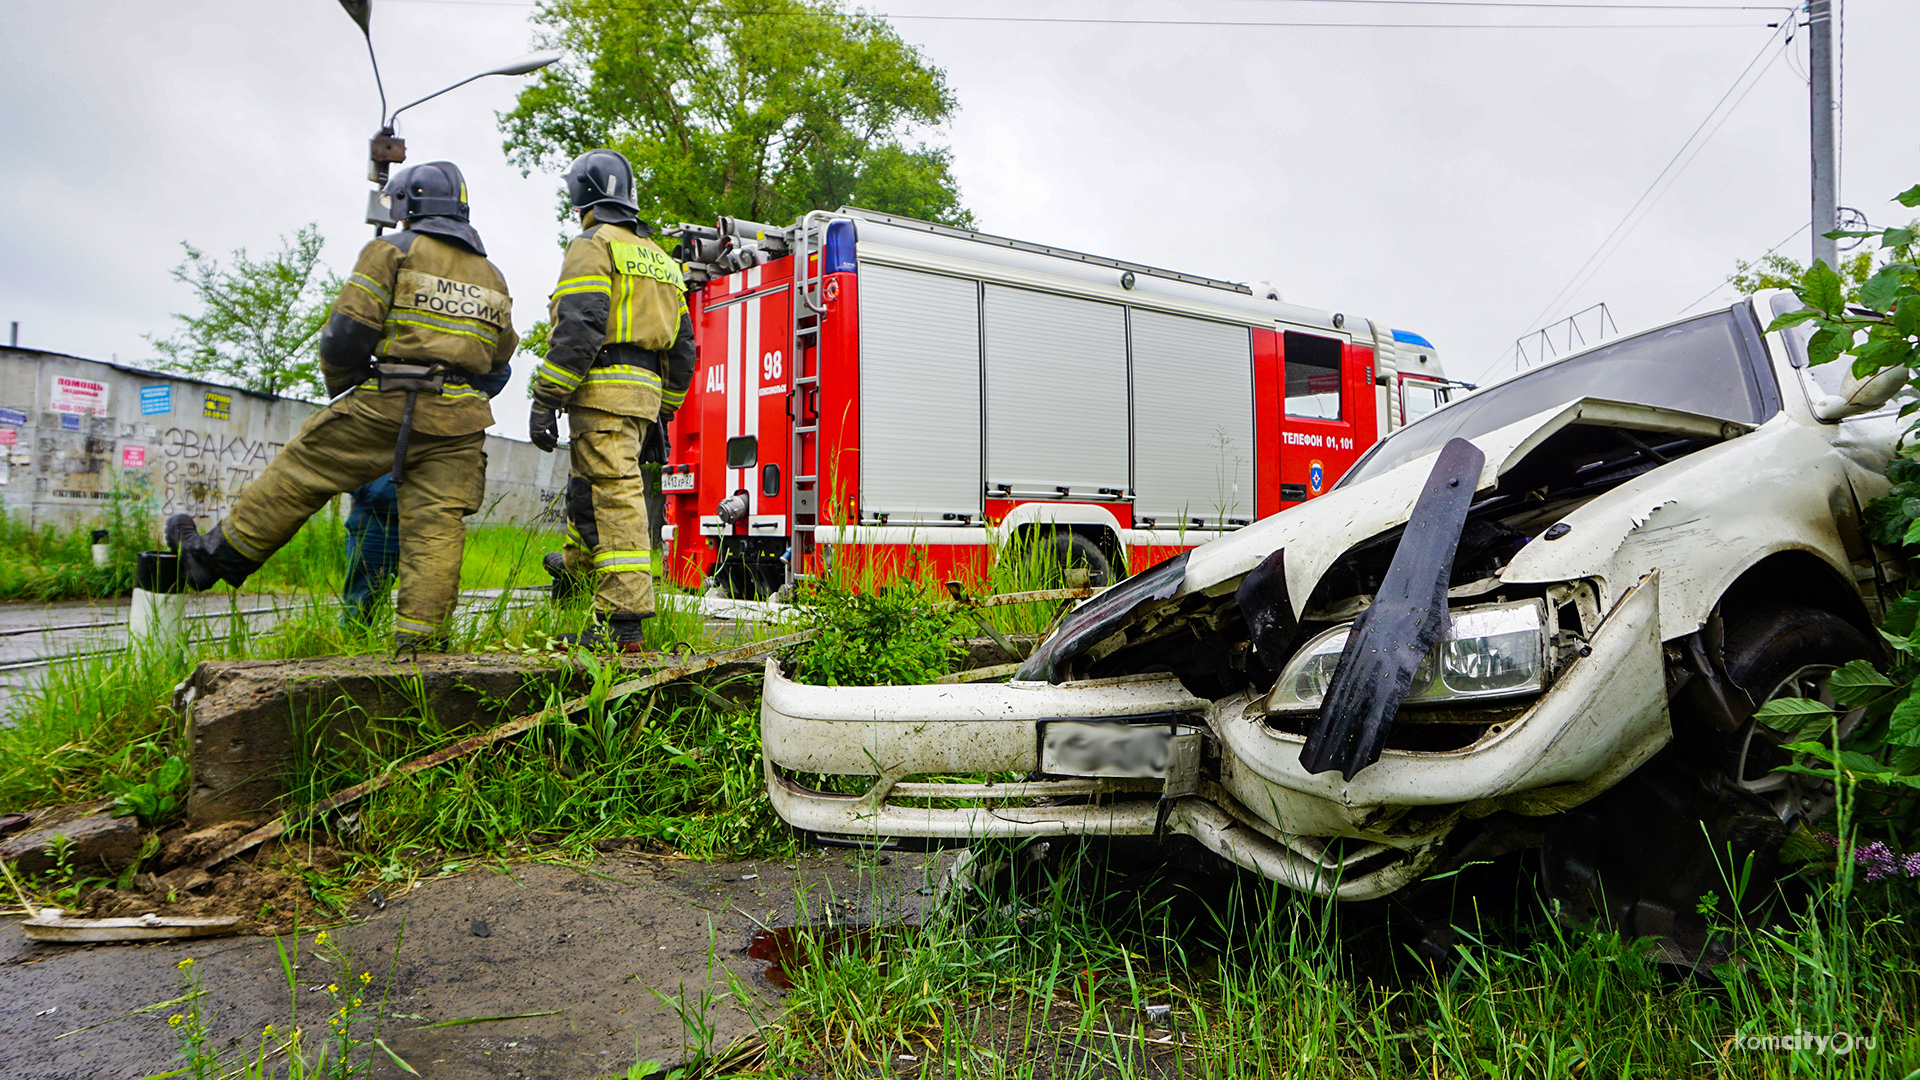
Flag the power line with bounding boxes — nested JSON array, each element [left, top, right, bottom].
[[388, 0, 1773, 27], [1674, 221, 1808, 314], [1092, 0, 1790, 7], [1509, 15, 1792, 346]]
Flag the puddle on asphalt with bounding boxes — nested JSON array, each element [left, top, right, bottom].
[[746, 924, 881, 989]]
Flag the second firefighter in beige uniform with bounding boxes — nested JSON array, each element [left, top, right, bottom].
[[529, 148, 695, 650]]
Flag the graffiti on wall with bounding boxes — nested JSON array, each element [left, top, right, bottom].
[[158, 427, 284, 518]]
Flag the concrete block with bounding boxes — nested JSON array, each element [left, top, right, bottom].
[[1, 809, 142, 875], [180, 654, 596, 827]]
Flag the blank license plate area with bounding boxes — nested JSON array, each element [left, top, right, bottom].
[[1041, 721, 1173, 779]]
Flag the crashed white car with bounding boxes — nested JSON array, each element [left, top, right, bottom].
[[761, 291, 1905, 948]]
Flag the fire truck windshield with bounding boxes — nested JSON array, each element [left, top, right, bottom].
[[1339, 308, 1776, 487]]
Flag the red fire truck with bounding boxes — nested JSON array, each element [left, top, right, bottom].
[[657, 209, 1455, 597]]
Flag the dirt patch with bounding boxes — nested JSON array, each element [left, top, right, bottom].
[[155, 819, 256, 871], [70, 841, 355, 934], [0, 848, 954, 1080]]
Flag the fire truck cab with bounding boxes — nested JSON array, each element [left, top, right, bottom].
[[659, 208, 1455, 597]]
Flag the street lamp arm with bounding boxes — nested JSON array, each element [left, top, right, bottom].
[[385, 51, 563, 127], [387, 72, 488, 127]]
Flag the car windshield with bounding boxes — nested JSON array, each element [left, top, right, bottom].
[[1342, 308, 1774, 486]]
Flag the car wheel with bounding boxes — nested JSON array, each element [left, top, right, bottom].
[[1055, 531, 1114, 588], [1537, 603, 1876, 967], [1720, 604, 1876, 827]]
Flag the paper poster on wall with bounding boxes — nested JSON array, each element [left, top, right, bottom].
[[60, 414, 80, 431], [50, 376, 109, 415], [203, 392, 232, 420], [0, 408, 25, 427], [139, 385, 172, 415], [0, 429, 15, 446], [121, 446, 147, 468]]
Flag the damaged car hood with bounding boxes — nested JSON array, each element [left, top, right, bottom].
[[1180, 397, 1753, 617]]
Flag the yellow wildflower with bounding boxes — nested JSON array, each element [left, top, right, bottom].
[[359, 972, 373, 984], [175, 958, 195, 970], [326, 983, 339, 995], [314, 930, 331, 945], [168, 1014, 184, 1027]]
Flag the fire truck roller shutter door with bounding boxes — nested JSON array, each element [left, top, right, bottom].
[[983, 285, 1129, 497], [1129, 309, 1254, 526], [857, 264, 983, 522]]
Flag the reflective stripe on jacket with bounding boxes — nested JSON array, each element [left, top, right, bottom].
[[327, 230, 519, 437], [535, 217, 695, 417]]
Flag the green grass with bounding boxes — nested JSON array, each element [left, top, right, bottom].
[[0, 499, 146, 601], [0, 501, 560, 602], [685, 841, 1920, 1079]]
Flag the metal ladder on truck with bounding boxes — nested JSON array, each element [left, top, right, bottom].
[[783, 211, 844, 590]]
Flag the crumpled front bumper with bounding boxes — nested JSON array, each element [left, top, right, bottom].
[[761, 574, 1670, 901]]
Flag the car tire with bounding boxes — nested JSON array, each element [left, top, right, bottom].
[[1717, 603, 1877, 827], [1055, 531, 1114, 589], [1538, 603, 1876, 967]]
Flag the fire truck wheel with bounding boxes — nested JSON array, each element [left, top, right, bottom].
[[1056, 532, 1114, 588]]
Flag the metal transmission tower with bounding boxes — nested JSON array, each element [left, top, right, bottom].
[[1809, 0, 1838, 269], [1515, 303, 1618, 370]]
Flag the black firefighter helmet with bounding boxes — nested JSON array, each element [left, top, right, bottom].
[[384, 161, 470, 222], [563, 149, 639, 217]]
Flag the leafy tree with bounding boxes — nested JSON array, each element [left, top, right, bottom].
[[149, 225, 339, 399], [500, 0, 972, 230], [1731, 249, 1875, 300]]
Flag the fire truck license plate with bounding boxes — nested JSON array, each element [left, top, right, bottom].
[[660, 471, 696, 493], [1041, 722, 1172, 778]]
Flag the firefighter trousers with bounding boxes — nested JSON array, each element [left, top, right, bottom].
[[562, 405, 655, 618], [223, 398, 487, 641]]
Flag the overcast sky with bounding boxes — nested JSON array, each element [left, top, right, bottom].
[[2, 0, 1912, 441]]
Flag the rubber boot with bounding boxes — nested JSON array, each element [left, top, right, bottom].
[[394, 626, 450, 654], [551, 613, 650, 654], [543, 551, 587, 603], [164, 514, 262, 591]]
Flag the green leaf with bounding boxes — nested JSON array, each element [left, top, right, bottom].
[[1860, 268, 1906, 312], [1895, 298, 1920, 338], [1764, 307, 1823, 332], [1804, 257, 1846, 314], [1885, 595, 1920, 638], [1896, 183, 1920, 208], [374, 1039, 421, 1076], [1889, 693, 1920, 746], [1807, 325, 1849, 367], [1884, 228, 1916, 248], [1827, 659, 1896, 709], [1752, 697, 1835, 731]]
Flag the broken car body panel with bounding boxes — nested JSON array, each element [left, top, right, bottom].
[[761, 293, 1904, 903]]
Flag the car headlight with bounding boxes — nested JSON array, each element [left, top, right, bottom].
[[1265, 598, 1549, 712]]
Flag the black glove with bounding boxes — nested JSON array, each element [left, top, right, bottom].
[[529, 404, 559, 452], [639, 415, 669, 465]]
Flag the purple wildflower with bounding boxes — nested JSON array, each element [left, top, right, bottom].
[[1856, 841, 1898, 882]]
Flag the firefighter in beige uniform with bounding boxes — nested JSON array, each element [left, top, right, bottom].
[[166, 161, 517, 649], [529, 149, 695, 651]]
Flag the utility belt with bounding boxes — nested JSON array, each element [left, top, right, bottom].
[[374, 361, 473, 394], [595, 343, 663, 373], [368, 360, 472, 485]]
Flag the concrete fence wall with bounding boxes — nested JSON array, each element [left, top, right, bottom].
[[0, 347, 566, 538]]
